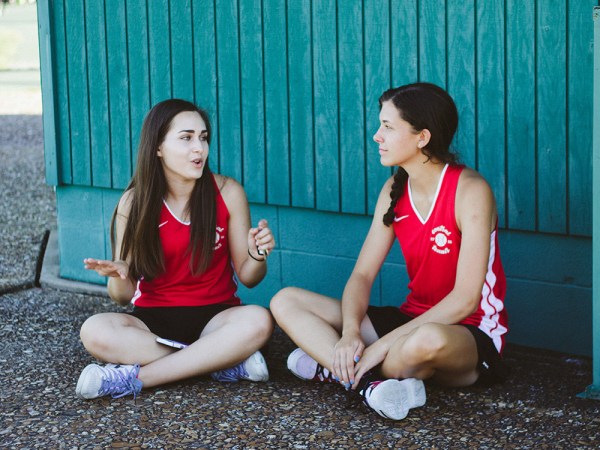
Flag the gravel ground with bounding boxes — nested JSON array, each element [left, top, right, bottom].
[[0, 114, 55, 293]]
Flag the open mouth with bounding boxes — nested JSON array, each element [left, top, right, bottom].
[[192, 158, 203, 167]]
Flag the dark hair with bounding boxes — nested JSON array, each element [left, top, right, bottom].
[[112, 99, 217, 280], [380, 83, 459, 226]]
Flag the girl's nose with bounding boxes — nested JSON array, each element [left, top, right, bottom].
[[373, 131, 383, 143]]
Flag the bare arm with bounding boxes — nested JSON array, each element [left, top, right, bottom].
[[220, 176, 276, 288], [84, 191, 136, 306], [332, 177, 397, 384]]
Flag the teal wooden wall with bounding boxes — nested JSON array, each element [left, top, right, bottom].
[[40, 0, 596, 235], [38, 1, 597, 356]]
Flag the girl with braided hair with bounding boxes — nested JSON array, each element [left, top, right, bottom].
[[271, 82, 508, 420]]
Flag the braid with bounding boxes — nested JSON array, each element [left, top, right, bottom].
[[383, 168, 408, 226]]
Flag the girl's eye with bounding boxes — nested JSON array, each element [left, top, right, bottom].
[[181, 135, 191, 141], [200, 135, 208, 142]]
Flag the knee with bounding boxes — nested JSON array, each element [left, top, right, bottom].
[[269, 287, 301, 321], [244, 305, 274, 343], [80, 314, 111, 354], [401, 323, 449, 365]]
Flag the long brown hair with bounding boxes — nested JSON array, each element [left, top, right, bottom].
[[111, 99, 217, 281], [380, 83, 459, 226]]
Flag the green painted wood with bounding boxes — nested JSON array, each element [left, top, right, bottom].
[[239, 0, 266, 203], [41, 0, 597, 238], [339, 0, 366, 214], [537, 0, 567, 233], [148, 0, 171, 105], [37, 0, 58, 185], [568, 1, 595, 237], [288, 0, 314, 209], [391, 0, 418, 87], [364, 0, 393, 213], [419, 0, 446, 87], [85, 0, 111, 188], [50, 0, 72, 185], [476, 0, 506, 228], [313, 0, 339, 212], [64, 0, 91, 185], [126, 0, 151, 170], [170, 0, 194, 102], [506, 0, 536, 231], [263, 1, 290, 205], [447, 1, 476, 169], [591, 4, 600, 395], [105, 0, 131, 189], [192, 0, 219, 171], [216, 0, 242, 181]]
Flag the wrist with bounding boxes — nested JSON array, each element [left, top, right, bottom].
[[247, 248, 266, 262]]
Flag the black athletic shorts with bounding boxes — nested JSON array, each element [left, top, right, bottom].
[[127, 303, 235, 345], [367, 305, 509, 385]]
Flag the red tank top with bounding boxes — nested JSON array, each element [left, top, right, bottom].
[[393, 164, 508, 352], [132, 176, 240, 307]]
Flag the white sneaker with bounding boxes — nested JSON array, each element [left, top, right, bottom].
[[75, 363, 142, 400], [211, 351, 269, 382], [359, 378, 426, 420], [287, 348, 336, 383]]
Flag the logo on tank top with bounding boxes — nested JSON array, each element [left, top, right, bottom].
[[214, 226, 225, 251], [430, 225, 453, 255]]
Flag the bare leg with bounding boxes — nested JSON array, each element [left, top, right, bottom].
[[79, 305, 273, 388], [270, 287, 377, 371], [380, 322, 479, 387]]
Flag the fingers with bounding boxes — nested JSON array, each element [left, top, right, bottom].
[[332, 339, 364, 390], [252, 219, 275, 255]]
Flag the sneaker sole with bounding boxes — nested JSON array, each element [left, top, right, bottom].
[[75, 364, 101, 399], [243, 351, 269, 382], [366, 378, 426, 420]]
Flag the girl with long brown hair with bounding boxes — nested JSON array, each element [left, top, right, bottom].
[[76, 99, 275, 400]]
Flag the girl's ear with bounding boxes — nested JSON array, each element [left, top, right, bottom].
[[418, 129, 432, 148], [157, 145, 163, 158]]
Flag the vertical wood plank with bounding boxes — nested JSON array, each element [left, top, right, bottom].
[[105, 0, 131, 189], [215, 0, 242, 180], [537, 0, 567, 233], [38, 0, 63, 185], [65, 0, 91, 185], [419, 0, 446, 87], [364, 0, 392, 213], [85, 0, 111, 188], [52, 0, 72, 185], [390, 0, 418, 87], [338, 0, 365, 214], [239, 0, 266, 202], [313, 0, 339, 211], [288, 0, 314, 209], [447, 0, 476, 169], [170, 0, 194, 101], [126, 0, 150, 169], [476, 0, 506, 227], [192, 0, 219, 171], [264, 0, 290, 205], [148, 0, 172, 105], [568, 0, 595, 236], [506, 0, 536, 230]]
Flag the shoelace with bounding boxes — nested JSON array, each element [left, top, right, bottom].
[[314, 364, 336, 383], [99, 365, 140, 399], [345, 373, 380, 410], [213, 362, 248, 382]]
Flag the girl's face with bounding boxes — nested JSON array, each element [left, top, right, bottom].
[[373, 101, 423, 167], [157, 111, 209, 184]]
